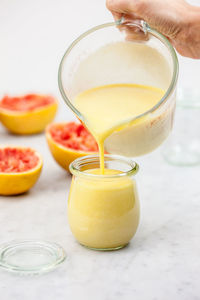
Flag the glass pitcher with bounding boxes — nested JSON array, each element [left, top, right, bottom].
[[58, 20, 178, 157], [68, 154, 139, 250]]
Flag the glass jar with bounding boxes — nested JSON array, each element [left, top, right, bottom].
[[68, 155, 139, 250], [162, 88, 200, 166], [58, 20, 178, 157]]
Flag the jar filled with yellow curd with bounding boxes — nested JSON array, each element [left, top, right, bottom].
[[68, 154, 139, 250]]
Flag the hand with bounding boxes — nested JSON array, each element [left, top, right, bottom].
[[106, 0, 200, 59]]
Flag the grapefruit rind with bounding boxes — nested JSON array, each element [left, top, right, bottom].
[[46, 123, 97, 171], [0, 146, 43, 195], [0, 100, 58, 135]]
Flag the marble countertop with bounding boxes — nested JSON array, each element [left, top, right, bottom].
[[0, 0, 200, 299]]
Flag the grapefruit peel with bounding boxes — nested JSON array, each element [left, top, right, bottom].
[[0, 94, 58, 135], [0, 146, 43, 195], [46, 122, 98, 171]]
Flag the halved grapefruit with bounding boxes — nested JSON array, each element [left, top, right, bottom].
[[0, 94, 58, 134], [46, 122, 98, 171], [0, 146, 43, 195]]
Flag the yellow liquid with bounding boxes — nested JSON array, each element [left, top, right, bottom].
[[69, 83, 164, 249], [74, 84, 164, 173], [68, 168, 140, 249]]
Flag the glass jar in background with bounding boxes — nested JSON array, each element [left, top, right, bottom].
[[68, 155, 140, 250], [162, 88, 200, 166]]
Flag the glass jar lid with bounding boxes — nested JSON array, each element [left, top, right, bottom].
[[0, 240, 66, 275]]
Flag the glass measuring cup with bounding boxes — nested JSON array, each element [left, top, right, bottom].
[[58, 20, 178, 157], [68, 154, 139, 250]]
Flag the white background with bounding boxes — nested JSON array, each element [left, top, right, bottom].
[[0, 1, 200, 300]]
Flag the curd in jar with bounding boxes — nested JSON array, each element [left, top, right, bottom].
[[68, 156, 139, 250]]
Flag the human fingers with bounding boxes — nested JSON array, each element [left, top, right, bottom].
[[106, 0, 140, 15]]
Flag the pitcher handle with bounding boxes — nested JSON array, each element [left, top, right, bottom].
[[116, 17, 150, 35]]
